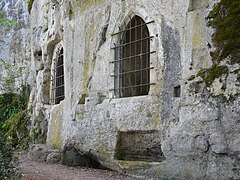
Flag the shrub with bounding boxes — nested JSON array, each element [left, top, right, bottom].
[[0, 86, 30, 178], [0, 121, 13, 179]]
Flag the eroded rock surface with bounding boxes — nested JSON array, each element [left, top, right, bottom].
[[1, 0, 239, 179]]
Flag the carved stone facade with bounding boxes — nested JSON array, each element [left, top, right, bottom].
[[1, 0, 240, 179]]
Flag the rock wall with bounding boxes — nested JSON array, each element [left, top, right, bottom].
[[0, 0, 30, 92], [22, 0, 240, 179]]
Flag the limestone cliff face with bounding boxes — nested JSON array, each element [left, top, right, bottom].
[[3, 0, 240, 179], [0, 0, 30, 92]]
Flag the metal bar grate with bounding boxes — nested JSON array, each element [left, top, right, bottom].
[[51, 47, 65, 104], [111, 36, 154, 49], [110, 51, 156, 63], [111, 67, 154, 76], [111, 20, 155, 36], [112, 15, 154, 98], [110, 83, 155, 91]]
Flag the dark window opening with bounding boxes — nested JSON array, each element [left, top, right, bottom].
[[51, 47, 65, 104], [112, 15, 153, 98], [174, 85, 181, 97]]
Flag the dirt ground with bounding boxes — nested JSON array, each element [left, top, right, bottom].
[[18, 153, 140, 180]]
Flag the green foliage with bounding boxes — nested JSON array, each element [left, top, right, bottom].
[[0, 60, 15, 92], [28, 0, 35, 14], [0, 90, 29, 122], [0, 59, 26, 92], [188, 75, 196, 81], [0, 86, 30, 178], [197, 65, 228, 86], [189, 0, 239, 87], [0, 3, 28, 178], [0, 11, 17, 30], [0, 130, 13, 179], [158, 176, 168, 180], [2, 110, 30, 148], [207, 0, 240, 63]]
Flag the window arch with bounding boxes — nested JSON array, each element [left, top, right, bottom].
[[113, 15, 152, 98], [51, 46, 65, 104]]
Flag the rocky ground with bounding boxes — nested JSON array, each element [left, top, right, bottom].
[[18, 153, 140, 180]]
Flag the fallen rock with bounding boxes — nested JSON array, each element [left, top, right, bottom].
[[28, 144, 48, 162], [46, 150, 61, 164], [61, 145, 104, 168]]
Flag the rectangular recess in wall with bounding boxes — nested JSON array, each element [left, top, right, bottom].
[[114, 131, 165, 162], [188, 0, 209, 11], [174, 85, 181, 97]]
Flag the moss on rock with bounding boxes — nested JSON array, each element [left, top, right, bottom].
[[196, 65, 228, 86], [191, 0, 240, 88], [207, 0, 240, 63], [28, 0, 35, 14]]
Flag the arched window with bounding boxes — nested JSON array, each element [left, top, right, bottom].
[[113, 15, 151, 98], [51, 47, 65, 104]]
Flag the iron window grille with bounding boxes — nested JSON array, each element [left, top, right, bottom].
[[111, 15, 155, 98], [51, 47, 65, 104]]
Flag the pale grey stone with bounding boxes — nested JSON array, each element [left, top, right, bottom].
[[46, 150, 61, 164], [1, 0, 240, 179], [28, 144, 48, 162], [195, 135, 209, 152]]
